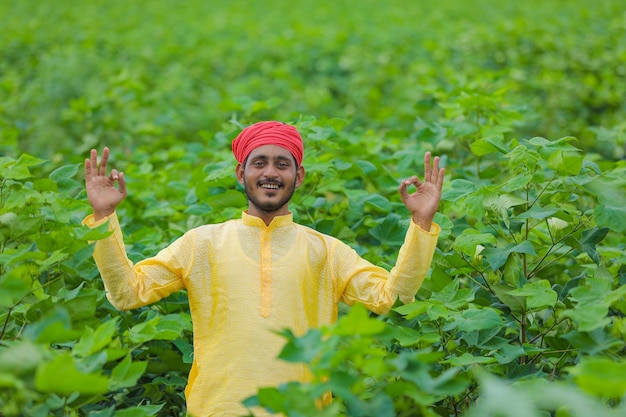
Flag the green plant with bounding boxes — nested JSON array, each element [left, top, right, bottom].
[[244, 134, 626, 416]]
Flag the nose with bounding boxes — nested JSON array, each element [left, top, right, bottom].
[[263, 164, 279, 178]]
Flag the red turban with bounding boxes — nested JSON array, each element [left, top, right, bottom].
[[232, 121, 304, 166]]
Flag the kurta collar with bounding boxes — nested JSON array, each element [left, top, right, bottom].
[[242, 211, 293, 229]]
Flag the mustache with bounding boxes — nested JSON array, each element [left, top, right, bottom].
[[257, 179, 283, 187]]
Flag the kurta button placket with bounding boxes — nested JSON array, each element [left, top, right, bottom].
[[260, 227, 272, 318]]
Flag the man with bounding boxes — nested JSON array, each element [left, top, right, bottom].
[[84, 121, 444, 416]]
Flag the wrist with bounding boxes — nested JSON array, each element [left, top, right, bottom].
[[94, 210, 114, 221], [412, 215, 433, 231]]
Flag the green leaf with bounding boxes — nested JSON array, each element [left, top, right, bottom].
[[335, 303, 387, 336], [393, 301, 428, 319], [172, 339, 194, 364], [362, 193, 392, 213], [205, 189, 247, 210], [586, 174, 626, 233], [49, 163, 81, 192], [113, 404, 164, 417], [482, 241, 536, 270], [494, 343, 527, 364], [253, 387, 287, 412], [184, 201, 213, 215], [443, 352, 496, 366], [431, 280, 475, 310], [453, 307, 502, 332], [465, 192, 485, 220], [109, 355, 148, 390], [483, 193, 527, 211], [0, 275, 30, 307], [348, 392, 394, 417], [0, 340, 45, 375], [23, 308, 81, 343], [62, 293, 98, 321], [580, 227, 609, 264], [502, 173, 533, 192], [355, 160, 377, 174], [127, 314, 187, 344], [35, 354, 109, 394], [561, 328, 624, 355], [0, 154, 46, 180], [568, 356, 626, 398], [561, 278, 626, 331], [74, 318, 120, 357], [514, 205, 558, 220], [332, 159, 352, 171], [452, 229, 497, 257], [392, 327, 423, 347], [547, 149, 583, 175], [593, 203, 626, 233], [505, 145, 540, 174], [368, 214, 406, 246], [427, 304, 449, 320], [509, 280, 557, 310], [492, 284, 526, 313], [441, 179, 476, 202], [73, 221, 113, 241], [278, 328, 323, 363], [470, 138, 502, 156], [560, 304, 611, 332]]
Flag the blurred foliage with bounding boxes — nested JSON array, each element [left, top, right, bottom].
[[1, 0, 625, 160], [1, 0, 626, 416]]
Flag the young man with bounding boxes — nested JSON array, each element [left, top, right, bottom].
[[84, 121, 444, 417]]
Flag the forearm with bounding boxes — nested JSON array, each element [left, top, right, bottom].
[[388, 219, 440, 305], [337, 220, 440, 314], [83, 212, 185, 310]]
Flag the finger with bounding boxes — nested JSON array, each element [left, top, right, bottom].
[[91, 149, 98, 177], [398, 178, 412, 201], [84, 157, 91, 182], [109, 169, 120, 181], [437, 167, 445, 191], [424, 152, 432, 181], [117, 172, 127, 196], [405, 175, 420, 188], [99, 147, 110, 176], [399, 176, 420, 197], [430, 156, 440, 182], [86, 149, 99, 181]]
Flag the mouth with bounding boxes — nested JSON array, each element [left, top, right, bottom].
[[258, 181, 282, 190]]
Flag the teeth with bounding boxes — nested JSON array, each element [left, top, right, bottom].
[[261, 184, 279, 189]]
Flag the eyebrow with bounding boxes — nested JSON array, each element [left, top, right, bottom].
[[252, 154, 290, 159], [250, 155, 293, 162]]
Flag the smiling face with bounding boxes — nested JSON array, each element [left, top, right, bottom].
[[236, 145, 305, 222]]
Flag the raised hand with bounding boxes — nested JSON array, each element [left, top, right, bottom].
[[398, 152, 445, 230], [84, 147, 127, 221]]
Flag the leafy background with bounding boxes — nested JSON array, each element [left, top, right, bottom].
[[1, 0, 625, 416]]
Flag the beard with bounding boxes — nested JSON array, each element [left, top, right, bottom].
[[243, 178, 297, 214]]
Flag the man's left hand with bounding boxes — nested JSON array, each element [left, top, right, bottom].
[[398, 152, 445, 231]]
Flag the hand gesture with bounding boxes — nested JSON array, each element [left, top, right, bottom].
[[84, 147, 127, 221], [398, 152, 444, 230]]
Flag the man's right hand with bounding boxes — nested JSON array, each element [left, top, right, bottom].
[[85, 147, 127, 221]]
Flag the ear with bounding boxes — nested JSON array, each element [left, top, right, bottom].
[[235, 163, 245, 184], [295, 165, 306, 188]]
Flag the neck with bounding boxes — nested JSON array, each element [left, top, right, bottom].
[[247, 206, 289, 226]]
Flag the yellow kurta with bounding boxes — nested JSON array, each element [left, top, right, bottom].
[[84, 211, 440, 417]]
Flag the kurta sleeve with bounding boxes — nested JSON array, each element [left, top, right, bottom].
[[333, 219, 440, 314], [83, 212, 188, 311]]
